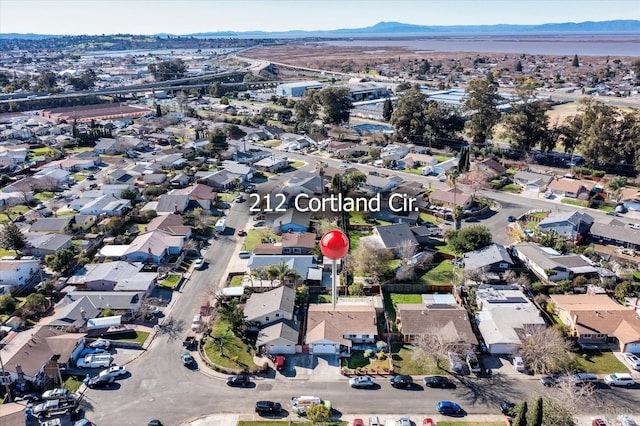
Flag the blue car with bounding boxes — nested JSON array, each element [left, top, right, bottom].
[[436, 400, 463, 415]]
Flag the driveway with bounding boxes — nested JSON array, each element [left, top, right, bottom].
[[285, 354, 341, 381]]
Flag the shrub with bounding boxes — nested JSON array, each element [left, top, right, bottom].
[[591, 170, 605, 178], [364, 349, 374, 358], [376, 341, 389, 353]]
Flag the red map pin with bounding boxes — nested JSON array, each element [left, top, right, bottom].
[[320, 230, 349, 260]]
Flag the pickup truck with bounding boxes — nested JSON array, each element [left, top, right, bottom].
[[32, 397, 78, 417], [183, 336, 197, 350], [76, 354, 113, 369]]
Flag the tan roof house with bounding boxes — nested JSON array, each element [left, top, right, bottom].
[[429, 187, 473, 209], [305, 305, 377, 356]]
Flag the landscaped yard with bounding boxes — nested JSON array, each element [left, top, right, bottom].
[[348, 230, 372, 252], [158, 274, 181, 289], [229, 275, 244, 287], [242, 229, 280, 252], [384, 293, 424, 321], [107, 330, 150, 345], [561, 198, 589, 207], [204, 319, 257, 370], [30, 147, 58, 157], [263, 139, 282, 148], [420, 212, 444, 225], [342, 349, 390, 374], [501, 183, 522, 193], [71, 174, 87, 182], [34, 191, 55, 202], [63, 376, 84, 392], [415, 260, 454, 287], [289, 160, 305, 169], [574, 349, 629, 374], [391, 343, 446, 375]]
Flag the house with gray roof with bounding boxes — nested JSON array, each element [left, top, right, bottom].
[[372, 223, 419, 253], [94, 137, 118, 154], [274, 209, 311, 233], [243, 285, 296, 328], [588, 221, 640, 250], [256, 319, 299, 355], [513, 170, 554, 192], [78, 195, 131, 216], [360, 174, 403, 194], [197, 169, 236, 190], [156, 194, 189, 214], [462, 243, 514, 281], [512, 243, 598, 282], [24, 233, 72, 257], [397, 299, 477, 346], [538, 211, 593, 241], [29, 217, 71, 234], [69, 261, 157, 295], [248, 255, 318, 283], [220, 160, 254, 182]]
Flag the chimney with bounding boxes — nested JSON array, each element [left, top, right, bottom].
[[573, 314, 578, 325]]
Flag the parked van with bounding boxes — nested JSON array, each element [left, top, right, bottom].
[[191, 314, 201, 332], [368, 416, 381, 426], [604, 373, 636, 387], [76, 354, 112, 369], [568, 373, 598, 385], [512, 355, 525, 372], [623, 352, 640, 371]]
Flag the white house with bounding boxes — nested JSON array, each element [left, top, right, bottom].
[[0, 258, 40, 290]]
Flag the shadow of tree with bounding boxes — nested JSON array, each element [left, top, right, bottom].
[[157, 317, 185, 342], [455, 372, 524, 406]]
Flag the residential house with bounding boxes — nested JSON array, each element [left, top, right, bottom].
[[101, 184, 135, 198], [274, 209, 311, 233], [513, 171, 554, 192], [280, 133, 314, 151], [99, 230, 184, 264], [78, 195, 131, 216], [401, 153, 437, 169], [380, 144, 410, 161], [551, 294, 640, 352], [621, 188, 640, 212], [0, 325, 67, 386], [243, 285, 296, 328], [93, 137, 118, 154], [475, 285, 546, 354], [429, 187, 473, 209], [48, 291, 144, 331], [248, 255, 318, 283], [462, 243, 514, 281], [28, 217, 71, 234], [233, 148, 272, 164], [196, 169, 237, 190], [370, 223, 419, 253], [67, 261, 156, 294], [512, 242, 599, 282], [422, 157, 459, 176], [256, 320, 299, 355], [254, 232, 316, 255], [106, 168, 140, 185], [71, 214, 97, 232], [169, 173, 190, 188], [396, 294, 477, 346], [0, 258, 40, 290], [254, 156, 289, 173], [280, 172, 323, 201], [145, 213, 191, 237], [156, 194, 189, 215], [172, 184, 217, 210], [360, 174, 403, 194], [305, 305, 377, 355], [473, 158, 507, 178], [588, 220, 640, 250], [23, 233, 72, 257], [547, 179, 593, 199], [154, 153, 187, 169], [220, 160, 254, 182], [537, 211, 594, 241]]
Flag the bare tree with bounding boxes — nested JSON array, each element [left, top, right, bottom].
[[502, 269, 517, 284], [465, 168, 491, 197], [395, 239, 418, 281], [351, 239, 392, 282], [412, 326, 474, 369], [516, 324, 575, 374], [543, 380, 600, 425]]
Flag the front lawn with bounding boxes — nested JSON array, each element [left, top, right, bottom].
[[289, 160, 305, 169], [30, 147, 58, 157], [391, 343, 446, 375], [204, 319, 257, 370], [433, 243, 455, 256], [561, 198, 589, 207], [501, 184, 522, 193], [34, 191, 55, 201], [158, 274, 181, 289], [574, 349, 629, 374], [242, 229, 280, 252], [71, 174, 87, 182], [342, 350, 389, 374], [107, 330, 150, 345], [229, 275, 244, 287], [63, 376, 84, 392], [0, 205, 29, 224]]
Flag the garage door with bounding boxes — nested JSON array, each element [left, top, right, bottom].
[[268, 344, 295, 355], [625, 342, 640, 353], [311, 344, 337, 355]]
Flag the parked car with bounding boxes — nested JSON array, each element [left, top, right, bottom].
[[592, 419, 607, 426], [86, 375, 116, 389], [98, 365, 127, 378], [349, 376, 375, 389], [623, 352, 640, 371], [390, 375, 413, 388], [234, 195, 245, 203], [500, 401, 516, 417], [255, 400, 281, 415], [398, 416, 411, 426], [604, 373, 636, 387], [14, 214, 26, 222], [41, 388, 69, 400], [512, 355, 525, 372], [253, 220, 265, 227], [618, 415, 638, 426], [148, 420, 163, 426], [352, 419, 364, 426], [237, 229, 247, 236], [568, 373, 598, 385], [238, 251, 251, 259], [436, 400, 463, 415], [424, 375, 454, 388], [507, 215, 516, 222], [181, 351, 194, 366], [226, 374, 251, 387], [193, 258, 205, 270], [275, 355, 285, 371], [540, 375, 561, 387], [89, 339, 111, 350]]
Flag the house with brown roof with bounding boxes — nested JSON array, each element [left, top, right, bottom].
[[396, 294, 477, 347], [172, 184, 217, 210], [550, 294, 640, 352], [253, 232, 316, 256], [547, 179, 593, 199], [401, 153, 437, 169], [145, 213, 192, 237], [429, 187, 473, 209], [473, 158, 507, 177], [305, 305, 377, 355]]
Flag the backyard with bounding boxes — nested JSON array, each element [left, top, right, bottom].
[[414, 259, 455, 287], [383, 293, 423, 321]]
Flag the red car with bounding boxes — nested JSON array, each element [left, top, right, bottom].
[[352, 419, 364, 426], [592, 420, 607, 426], [237, 229, 247, 236]]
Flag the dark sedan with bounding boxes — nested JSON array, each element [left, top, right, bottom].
[[436, 400, 463, 415], [390, 375, 413, 388], [226, 374, 251, 387], [423, 375, 454, 388]]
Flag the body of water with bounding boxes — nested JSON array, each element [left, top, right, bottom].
[[322, 33, 640, 57]]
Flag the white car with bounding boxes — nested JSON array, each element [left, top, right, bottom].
[[398, 416, 411, 426], [89, 339, 110, 350], [348, 375, 374, 389], [193, 258, 205, 270], [98, 365, 127, 378], [253, 220, 265, 227], [623, 352, 640, 370]]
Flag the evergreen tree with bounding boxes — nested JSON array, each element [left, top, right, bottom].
[[458, 146, 470, 173], [464, 78, 502, 144], [515, 60, 523, 72], [572, 54, 580, 67], [0, 222, 27, 252], [156, 104, 162, 117], [206, 128, 229, 159], [528, 397, 543, 426], [382, 97, 394, 121], [513, 401, 528, 426]]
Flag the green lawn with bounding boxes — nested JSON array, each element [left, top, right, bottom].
[[229, 275, 244, 287], [501, 183, 522, 193], [0, 249, 16, 258], [435, 155, 452, 162], [391, 343, 446, 375], [433, 243, 455, 256], [68, 147, 93, 153], [420, 212, 444, 225], [71, 174, 87, 182], [416, 260, 454, 286], [348, 230, 372, 252], [289, 160, 305, 169], [309, 293, 332, 304], [404, 167, 424, 175], [203, 319, 257, 370], [342, 350, 389, 373], [561, 198, 589, 207], [158, 274, 181, 289], [263, 139, 282, 148], [218, 193, 237, 202], [634, 271, 640, 282], [63, 376, 84, 392], [30, 147, 58, 157], [598, 205, 615, 212], [107, 330, 150, 345], [34, 191, 55, 201], [242, 229, 280, 252], [0, 205, 29, 224], [574, 349, 629, 374], [384, 293, 424, 321]]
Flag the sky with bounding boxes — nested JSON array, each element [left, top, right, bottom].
[[1, 0, 639, 35]]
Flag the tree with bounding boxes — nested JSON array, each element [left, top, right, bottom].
[[305, 403, 331, 422], [217, 299, 245, 332], [219, 96, 230, 105], [37, 70, 57, 91], [156, 104, 162, 118], [457, 146, 470, 173], [614, 280, 635, 303], [444, 225, 493, 254], [515, 60, 523, 72], [23, 293, 49, 314], [148, 59, 186, 81], [120, 188, 137, 200], [390, 87, 427, 142], [348, 281, 365, 296], [276, 109, 292, 123], [413, 325, 474, 369], [295, 285, 309, 305], [513, 401, 528, 426], [382, 97, 394, 121], [45, 248, 75, 273], [317, 86, 352, 125], [572, 54, 580, 67], [351, 239, 392, 282], [464, 78, 502, 144], [423, 100, 465, 146], [294, 90, 319, 127], [503, 90, 554, 152], [0, 294, 17, 315], [516, 325, 574, 374], [528, 397, 543, 426], [206, 128, 229, 159], [0, 222, 27, 252]]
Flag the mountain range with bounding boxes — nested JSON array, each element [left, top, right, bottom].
[[1, 20, 639, 39]]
